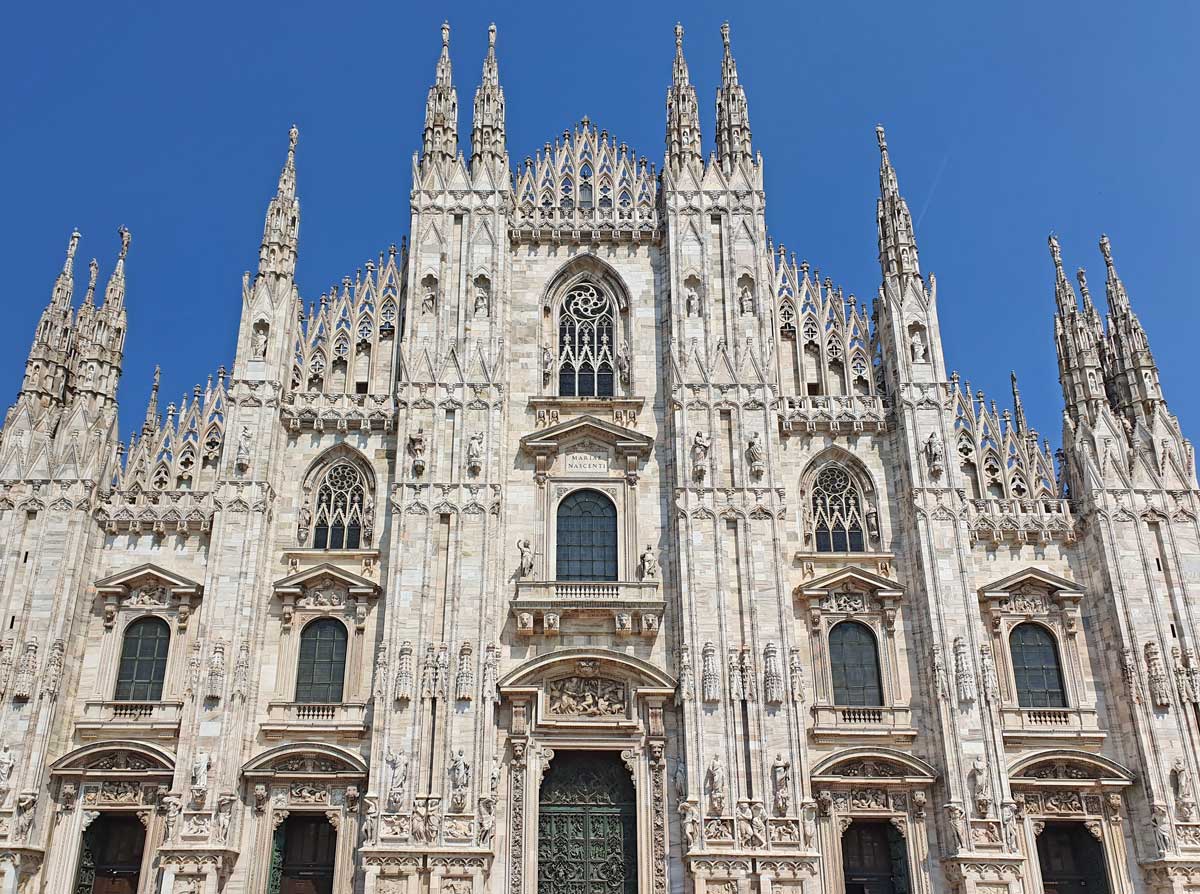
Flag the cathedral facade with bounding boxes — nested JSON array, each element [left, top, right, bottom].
[[0, 20, 1198, 894]]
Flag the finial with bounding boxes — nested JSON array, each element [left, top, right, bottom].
[[488, 22, 496, 47], [442, 21, 450, 47], [87, 259, 99, 294], [288, 124, 298, 155], [152, 365, 160, 389], [721, 22, 731, 50], [1047, 232, 1062, 267], [1099, 233, 1114, 270], [118, 225, 131, 260], [875, 124, 887, 151], [675, 22, 684, 48], [67, 229, 81, 262]]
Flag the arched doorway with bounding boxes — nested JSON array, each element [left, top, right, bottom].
[[1037, 822, 1111, 894], [842, 820, 910, 894], [73, 814, 146, 893], [538, 751, 636, 894]]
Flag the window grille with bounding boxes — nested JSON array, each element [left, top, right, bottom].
[[829, 621, 883, 706], [557, 283, 615, 398], [312, 462, 366, 550], [556, 490, 618, 581], [295, 619, 348, 704], [1010, 623, 1067, 708], [812, 465, 866, 552], [114, 617, 170, 701]]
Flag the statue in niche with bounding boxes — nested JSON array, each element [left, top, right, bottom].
[[679, 801, 700, 849], [747, 431, 766, 477], [235, 427, 251, 473], [772, 755, 792, 816], [541, 347, 555, 385], [0, 745, 15, 795], [516, 539, 534, 578], [639, 544, 659, 580], [473, 282, 490, 317], [691, 430, 711, 482], [408, 427, 427, 476], [705, 755, 728, 816], [739, 283, 755, 315], [448, 750, 471, 813], [466, 432, 484, 475], [925, 432, 945, 477], [386, 749, 410, 811], [617, 351, 630, 388], [251, 324, 269, 359], [685, 287, 700, 317], [910, 327, 928, 362], [421, 285, 437, 315]]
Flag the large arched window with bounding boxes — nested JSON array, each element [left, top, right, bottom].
[[295, 619, 348, 703], [1010, 623, 1067, 708], [556, 489, 618, 581], [114, 617, 170, 701], [558, 281, 615, 398], [829, 621, 883, 706], [312, 462, 366, 550], [811, 465, 866, 552]]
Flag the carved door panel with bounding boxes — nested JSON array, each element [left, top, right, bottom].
[[538, 752, 636, 894]]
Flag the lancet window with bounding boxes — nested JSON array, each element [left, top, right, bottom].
[[312, 462, 367, 550], [557, 282, 615, 398], [811, 465, 866, 552]]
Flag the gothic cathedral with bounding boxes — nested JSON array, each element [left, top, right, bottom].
[[0, 21, 1197, 894]]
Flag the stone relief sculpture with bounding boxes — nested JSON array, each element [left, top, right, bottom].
[[953, 636, 976, 703], [763, 642, 784, 705], [925, 432, 945, 477], [547, 676, 626, 717]]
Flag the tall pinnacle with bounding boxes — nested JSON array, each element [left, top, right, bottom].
[[258, 126, 300, 280], [1010, 371, 1028, 434], [1099, 234, 1130, 314], [471, 23, 506, 169], [875, 125, 920, 280], [714, 23, 752, 166], [423, 22, 459, 165], [143, 365, 161, 435], [104, 226, 131, 309], [51, 229, 82, 308], [665, 23, 702, 168]]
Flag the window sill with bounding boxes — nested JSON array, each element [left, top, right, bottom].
[[261, 701, 369, 740], [999, 705, 1105, 745], [810, 703, 916, 743], [76, 699, 185, 740]]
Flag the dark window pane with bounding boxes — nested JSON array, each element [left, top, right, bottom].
[[556, 490, 618, 581], [296, 619, 348, 703], [1010, 623, 1067, 708], [829, 621, 883, 706], [114, 618, 170, 702]]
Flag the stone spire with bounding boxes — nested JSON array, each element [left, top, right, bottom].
[[257, 126, 300, 281], [1010, 371, 1028, 434], [142, 365, 160, 436], [1049, 235, 1105, 418], [102, 226, 131, 311], [1098, 233, 1164, 416], [875, 125, 921, 280], [423, 22, 459, 166], [714, 23, 752, 167], [665, 23, 702, 169], [470, 23, 506, 171], [69, 228, 130, 409], [19, 230, 81, 407]]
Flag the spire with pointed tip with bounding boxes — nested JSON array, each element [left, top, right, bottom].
[[714, 23, 752, 167], [665, 23, 702, 169], [1097, 233, 1163, 415], [51, 229, 81, 309], [143, 366, 161, 436], [423, 22, 459, 165], [875, 126, 920, 280], [471, 23, 507, 170], [103, 226, 131, 310], [17, 230, 83, 407], [258, 127, 300, 280], [1010, 371, 1028, 434], [1099, 233, 1130, 314]]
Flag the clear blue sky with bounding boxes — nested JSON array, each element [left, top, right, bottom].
[[2, 1, 1197, 445]]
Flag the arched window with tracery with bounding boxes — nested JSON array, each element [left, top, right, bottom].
[[811, 464, 866, 552], [556, 489, 618, 581], [1009, 623, 1067, 708], [312, 462, 367, 550], [295, 618, 348, 704], [557, 281, 615, 398], [829, 621, 883, 706], [115, 617, 170, 701]]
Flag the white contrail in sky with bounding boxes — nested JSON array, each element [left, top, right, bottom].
[[915, 151, 951, 228]]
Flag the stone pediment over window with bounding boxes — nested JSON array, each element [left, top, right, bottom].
[[978, 567, 1084, 611], [794, 565, 903, 619], [811, 748, 938, 788], [273, 563, 380, 631], [95, 563, 203, 630], [520, 413, 653, 485]]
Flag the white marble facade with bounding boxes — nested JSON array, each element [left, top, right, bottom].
[[0, 20, 1198, 894]]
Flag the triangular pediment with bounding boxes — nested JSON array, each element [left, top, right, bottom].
[[94, 563, 203, 595], [520, 413, 652, 457], [797, 565, 903, 598], [979, 566, 1082, 599], [273, 562, 378, 595]]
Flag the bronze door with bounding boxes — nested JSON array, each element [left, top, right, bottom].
[[538, 751, 637, 894]]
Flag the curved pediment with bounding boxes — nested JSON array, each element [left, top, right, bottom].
[[1009, 749, 1134, 784], [499, 647, 675, 691], [241, 742, 368, 778], [811, 747, 937, 784], [51, 740, 176, 775]]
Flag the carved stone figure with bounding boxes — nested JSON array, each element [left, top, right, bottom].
[[691, 431, 711, 481], [408, 427, 427, 475], [386, 748, 410, 811], [617, 351, 630, 387], [746, 431, 766, 472], [1146, 641, 1172, 707], [0, 745, 14, 797], [473, 283, 489, 317], [466, 432, 484, 475], [190, 751, 210, 806], [482, 643, 500, 704], [547, 676, 626, 717], [679, 801, 699, 850], [422, 286, 437, 314], [162, 795, 183, 840], [1173, 759, 1197, 821], [971, 757, 992, 816], [13, 793, 36, 841], [701, 642, 720, 703], [542, 347, 555, 384], [932, 644, 950, 700], [979, 643, 999, 702], [216, 793, 235, 842], [235, 426, 252, 472], [11, 639, 37, 700], [1152, 804, 1172, 855], [639, 544, 659, 580], [454, 641, 474, 701], [685, 287, 699, 317], [677, 644, 694, 703], [705, 755, 727, 816], [772, 754, 792, 816], [925, 431, 945, 477], [749, 802, 768, 848], [206, 640, 226, 701], [910, 327, 927, 361], [516, 539, 535, 578], [763, 642, 784, 705], [251, 326, 268, 359], [448, 749, 471, 812], [739, 283, 755, 315], [954, 637, 976, 703], [727, 647, 745, 702], [394, 641, 414, 701], [946, 803, 968, 852], [789, 648, 806, 703]]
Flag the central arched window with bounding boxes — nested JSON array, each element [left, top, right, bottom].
[[295, 619, 348, 703], [556, 489, 618, 581], [812, 465, 866, 552], [829, 621, 883, 706], [115, 617, 170, 701], [312, 462, 366, 550], [558, 282, 615, 398], [1010, 623, 1067, 708]]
